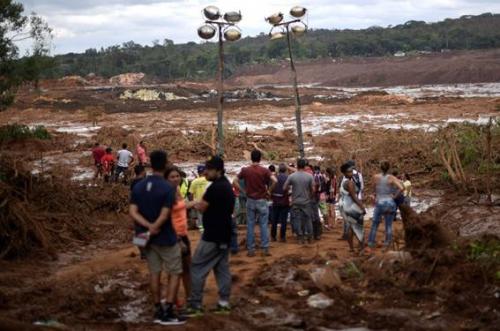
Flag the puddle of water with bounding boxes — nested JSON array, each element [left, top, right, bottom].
[[268, 82, 500, 99]]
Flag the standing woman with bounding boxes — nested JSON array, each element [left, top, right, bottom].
[[325, 167, 338, 229], [165, 166, 197, 307], [368, 161, 404, 250], [338, 163, 366, 253]]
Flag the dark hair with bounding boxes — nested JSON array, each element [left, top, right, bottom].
[[150, 150, 167, 172], [326, 167, 334, 176], [251, 149, 262, 163], [105, 147, 112, 153], [122, 143, 128, 149], [268, 165, 276, 172], [164, 165, 181, 179], [134, 164, 145, 176], [180, 170, 187, 178], [297, 158, 307, 169], [380, 160, 390, 174], [278, 163, 287, 173], [340, 163, 353, 174], [314, 165, 320, 172], [206, 155, 225, 172], [404, 173, 411, 181], [94, 142, 100, 147]]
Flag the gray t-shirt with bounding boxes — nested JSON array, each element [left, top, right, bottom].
[[284, 171, 314, 206]]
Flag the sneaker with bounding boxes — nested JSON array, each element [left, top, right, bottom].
[[213, 303, 231, 315], [262, 250, 271, 257], [157, 310, 187, 326], [153, 305, 165, 324], [247, 251, 256, 257], [185, 306, 204, 318]]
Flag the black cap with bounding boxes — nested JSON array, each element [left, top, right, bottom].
[[206, 155, 224, 172]]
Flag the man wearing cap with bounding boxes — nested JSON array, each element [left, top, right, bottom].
[[187, 156, 235, 316], [188, 165, 209, 230]]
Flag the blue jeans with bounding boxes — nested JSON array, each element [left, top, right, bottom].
[[368, 200, 397, 247], [246, 198, 270, 252], [291, 204, 313, 238]]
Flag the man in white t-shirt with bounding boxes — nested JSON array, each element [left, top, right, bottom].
[[115, 143, 134, 183]]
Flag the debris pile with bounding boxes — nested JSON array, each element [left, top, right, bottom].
[[119, 89, 188, 102], [109, 73, 145, 86], [0, 157, 129, 259]]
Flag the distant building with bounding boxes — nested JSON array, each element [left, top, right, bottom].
[[394, 51, 406, 57]]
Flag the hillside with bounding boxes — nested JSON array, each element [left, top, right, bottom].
[[42, 13, 500, 81], [229, 49, 500, 87]]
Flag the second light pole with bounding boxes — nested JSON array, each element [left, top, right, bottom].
[[266, 6, 308, 159], [198, 6, 242, 156]]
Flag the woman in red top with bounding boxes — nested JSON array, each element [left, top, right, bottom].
[[165, 166, 196, 308]]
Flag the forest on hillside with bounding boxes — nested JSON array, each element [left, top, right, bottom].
[[44, 13, 500, 81]]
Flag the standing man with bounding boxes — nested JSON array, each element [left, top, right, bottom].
[[270, 163, 290, 242], [129, 150, 185, 325], [115, 143, 134, 183], [91, 142, 105, 181], [312, 166, 326, 240], [284, 159, 315, 244], [188, 165, 209, 231], [235, 150, 277, 257], [187, 156, 235, 316]]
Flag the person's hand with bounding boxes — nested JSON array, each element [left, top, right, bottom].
[[149, 223, 160, 235]]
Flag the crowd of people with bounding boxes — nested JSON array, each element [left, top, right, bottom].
[[92, 143, 413, 325]]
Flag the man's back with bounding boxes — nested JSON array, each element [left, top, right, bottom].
[[286, 171, 313, 206], [202, 176, 235, 244], [131, 175, 176, 246], [92, 147, 105, 163], [238, 165, 271, 200], [117, 149, 133, 167]]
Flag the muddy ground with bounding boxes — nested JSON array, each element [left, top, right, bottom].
[[0, 65, 499, 330]]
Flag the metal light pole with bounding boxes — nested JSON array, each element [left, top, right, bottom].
[[198, 6, 242, 157], [266, 7, 307, 159]]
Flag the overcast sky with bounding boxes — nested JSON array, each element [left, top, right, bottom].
[[17, 0, 500, 55]]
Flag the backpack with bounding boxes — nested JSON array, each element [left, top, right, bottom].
[[313, 173, 327, 194], [352, 172, 363, 193]]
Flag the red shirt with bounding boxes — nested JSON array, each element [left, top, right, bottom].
[[92, 147, 105, 164], [238, 164, 271, 200], [101, 154, 115, 173]]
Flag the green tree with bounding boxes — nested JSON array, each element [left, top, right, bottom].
[[0, 1, 52, 109]]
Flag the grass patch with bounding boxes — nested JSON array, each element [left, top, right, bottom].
[[0, 124, 50, 143]]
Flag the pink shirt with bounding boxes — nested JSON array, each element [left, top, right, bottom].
[[136, 145, 147, 164]]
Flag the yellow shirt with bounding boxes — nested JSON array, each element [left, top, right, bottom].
[[189, 176, 209, 201]]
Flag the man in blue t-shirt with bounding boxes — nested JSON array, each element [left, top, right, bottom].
[[187, 155, 235, 317], [129, 150, 185, 326]]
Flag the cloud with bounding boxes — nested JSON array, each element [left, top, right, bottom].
[[16, 0, 500, 54]]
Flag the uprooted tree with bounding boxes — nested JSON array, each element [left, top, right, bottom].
[[0, 0, 53, 110], [435, 119, 500, 199]]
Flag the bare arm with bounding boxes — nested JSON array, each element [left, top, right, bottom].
[[347, 180, 365, 212], [268, 175, 277, 196], [195, 199, 209, 213], [150, 207, 170, 234], [185, 200, 198, 209], [129, 204, 152, 229], [389, 175, 404, 197], [232, 177, 241, 192]]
